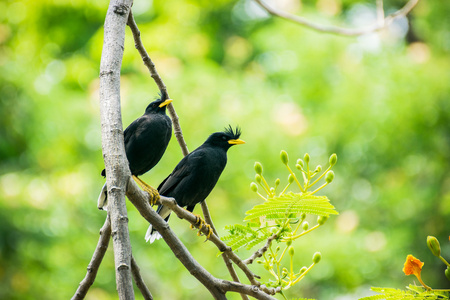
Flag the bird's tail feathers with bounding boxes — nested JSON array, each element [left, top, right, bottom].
[[97, 183, 108, 211], [145, 225, 162, 244]]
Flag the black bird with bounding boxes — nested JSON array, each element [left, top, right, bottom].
[[146, 126, 245, 243], [97, 95, 173, 210]]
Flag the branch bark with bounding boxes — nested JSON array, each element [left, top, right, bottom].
[[99, 1, 135, 298], [254, 0, 419, 36]]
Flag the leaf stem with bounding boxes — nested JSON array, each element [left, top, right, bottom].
[[282, 223, 321, 241]]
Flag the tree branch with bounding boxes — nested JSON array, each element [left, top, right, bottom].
[[99, 1, 135, 298], [243, 234, 278, 265], [126, 178, 278, 300], [253, 0, 419, 36], [72, 217, 111, 300], [201, 201, 249, 300], [127, 11, 189, 156], [131, 255, 153, 300]]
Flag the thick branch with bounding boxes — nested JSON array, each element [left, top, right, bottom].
[[254, 0, 419, 36], [72, 217, 111, 300], [127, 11, 189, 156], [99, 1, 135, 298], [126, 178, 278, 300]]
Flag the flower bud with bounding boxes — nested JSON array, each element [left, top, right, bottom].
[[254, 162, 263, 175], [288, 174, 294, 184], [275, 246, 280, 252], [299, 266, 307, 274], [256, 260, 263, 264], [288, 246, 295, 256], [312, 252, 321, 264], [325, 171, 335, 183], [275, 178, 280, 187], [270, 187, 275, 194], [300, 213, 306, 221], [427, 236, 441, 257], [282, 268, 288, 276], [280, 150, 289, 165], [255, 174, 262, 183], [296, 164, 302, 170], [302, 221, 309, 231], [317, 215, 328, 225], [250, 182, 258, 192], [304, 153, 310, 164], [286, 240, 292, 246], [297, 159, 304, 168], [314, 165, 322, 173], [445, 267, 450, 281], [329, 153, 337, 166]]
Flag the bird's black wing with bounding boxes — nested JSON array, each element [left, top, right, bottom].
[[157, 149, 206, 196], [123, 116, 145, 145]]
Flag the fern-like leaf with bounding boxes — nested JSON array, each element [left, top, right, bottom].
[[244, 192, 338, 221]]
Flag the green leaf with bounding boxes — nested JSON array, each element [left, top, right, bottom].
[[244, 192, 338, 222]]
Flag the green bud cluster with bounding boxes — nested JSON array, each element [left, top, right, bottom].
[[446, 267, 450, 281], [250, 182, 258, 192]]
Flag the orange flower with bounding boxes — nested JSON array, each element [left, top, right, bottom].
[[403, 255, 431, 290], [403, 255, 424, 276]]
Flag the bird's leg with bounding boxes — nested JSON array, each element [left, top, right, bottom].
[[132, 175, 160, 206], [190, 214, 213, 239]]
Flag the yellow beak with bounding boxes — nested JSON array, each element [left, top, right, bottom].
[[228, 139, 245, 145], [159, 99, 173, 108]]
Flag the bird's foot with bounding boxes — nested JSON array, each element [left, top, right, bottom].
[[132, 175, 160, 206], [190, 214, 213, 239]]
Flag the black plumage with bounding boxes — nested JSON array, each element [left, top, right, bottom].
[[97, 95, 173, 210], [146, 126, 245, 243]]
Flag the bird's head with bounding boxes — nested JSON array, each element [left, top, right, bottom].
[[145, 94, 173, 114], [206, 125, 245, 149]]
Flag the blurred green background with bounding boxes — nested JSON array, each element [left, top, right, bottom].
[[0, 0, 449, 299]]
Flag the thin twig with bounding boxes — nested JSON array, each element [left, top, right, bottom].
[[201, 201, 250, 300], [253, 0, 419, 36], [127, 11, 189, 156], [72, 217, 111, 300], [131, 255, 153, 300], [243, 234, 278, 265]]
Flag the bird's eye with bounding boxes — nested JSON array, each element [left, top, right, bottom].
[[222, 136, 227, 141]]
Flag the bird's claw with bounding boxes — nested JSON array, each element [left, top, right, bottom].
[[190, 214, 213, 240], [132, 175, 160, 206]]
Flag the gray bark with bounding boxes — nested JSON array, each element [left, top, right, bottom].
[[99, 1, 135, 299]]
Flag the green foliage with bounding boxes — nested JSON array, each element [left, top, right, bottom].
[[223, 152, 338, 297], [360, 285, 449, 300]]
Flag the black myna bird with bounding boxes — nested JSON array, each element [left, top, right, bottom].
[[146, 126, 245, 243], [97, 94, 173, 210]]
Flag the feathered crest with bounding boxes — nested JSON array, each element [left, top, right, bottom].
[[224, 125, 242, 139]]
